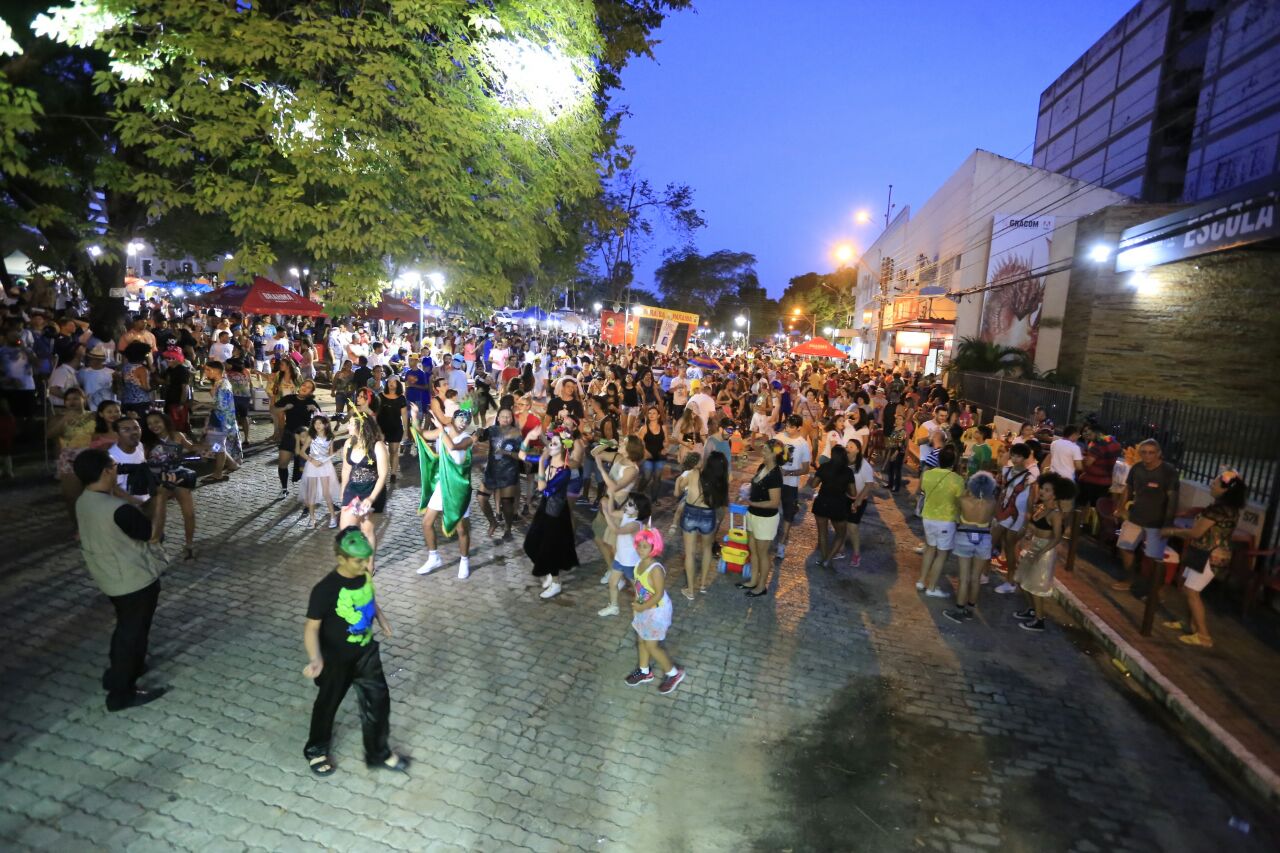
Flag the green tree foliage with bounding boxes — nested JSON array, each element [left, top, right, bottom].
[[779, 268, 857, 331], [3, 0, 693, 320], [655, 248, 757, 314]]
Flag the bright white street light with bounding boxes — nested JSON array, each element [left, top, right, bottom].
[[854, 210, 872, 225], [87, 245, 103, 258], [735, 315, 746, 327], [824, 326, 835, 336], [1088, 244, 1111, 263], [126, 241, 144, 256], [302, 267, 309, 276], [426, 271, 446, 289], [223, 253, 234, 261], [593, 302, 603, 313], [288, 267, 300, 277], [480, 34, 592, 123]]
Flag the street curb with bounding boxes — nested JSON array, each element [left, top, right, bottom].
[[1052, 579, 1280, 812]]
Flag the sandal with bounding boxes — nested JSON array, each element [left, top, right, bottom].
[[734, 582, 752, 590], [308, 755, 336, 776], [745, 588, 769, 598], [182, 546, 196, 561], [371, 753, 411, 773], [681, 588, 696, 601], [1178, 633, 1213, 647]]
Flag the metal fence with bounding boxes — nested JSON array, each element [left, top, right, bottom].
[[957, 372, 1076, 427], [1097, 393, 1279, 505]]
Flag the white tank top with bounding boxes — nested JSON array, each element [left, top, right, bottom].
[[613, 512, 643, 567]]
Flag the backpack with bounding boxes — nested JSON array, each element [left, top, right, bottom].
[[996, 470, 1031, 523]]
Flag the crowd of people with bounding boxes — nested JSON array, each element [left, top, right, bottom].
[[0, 284, 1251, 776]]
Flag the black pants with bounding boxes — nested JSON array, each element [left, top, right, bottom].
[[305, 642, 391, 765], [105, 580, 160, 707], [886, 455, 904, 491]]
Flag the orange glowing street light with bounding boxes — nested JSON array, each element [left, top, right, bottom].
[[854, 209, 872, 225], [833, 243, 856, 265]]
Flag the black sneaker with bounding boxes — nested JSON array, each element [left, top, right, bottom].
[[1013, 608, 1037, 621], [106, 687, 167, 712], [943, 607, 971, 624], [624, 668, 655, 687], [1019, 618, 1046, 633]]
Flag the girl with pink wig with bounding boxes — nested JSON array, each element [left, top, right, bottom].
[[622, 528, 686, 695]]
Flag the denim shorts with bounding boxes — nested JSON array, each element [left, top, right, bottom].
[[612, 560, 636, 581], [952, 526, 991, 559], [680, 504, 717, 535]]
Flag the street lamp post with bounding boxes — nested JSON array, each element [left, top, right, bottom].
[[735, 311, 750, 349], [791, 308, 817, 337]]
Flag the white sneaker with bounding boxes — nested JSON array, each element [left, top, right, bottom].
[[979, 573, 989, 585], [328, 516, 338, 529], [915, 581, 925, 591], [417, 553, 443, 575], [540, 581, 562, 599], [925, 588, 950, 599], [994, 582, 1018, 594], [541, 574, 552, 590], [776, 543, 786, 559], [617, 578, 627, 591], [598, 604, 620, 617], [305, 518, 316, 529], [457, 559, 470, 580], [913, 543, 925, 554], [600, 570, 612, 585]]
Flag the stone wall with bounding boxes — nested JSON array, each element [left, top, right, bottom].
[[1060, 206, 1280, 416]]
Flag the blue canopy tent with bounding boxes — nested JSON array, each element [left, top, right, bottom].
[[510, 306, 550, 322]]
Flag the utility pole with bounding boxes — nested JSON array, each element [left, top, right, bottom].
[[873, 184, 896, 365]]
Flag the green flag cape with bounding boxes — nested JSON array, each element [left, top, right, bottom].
[[412, 427, 473, 538]]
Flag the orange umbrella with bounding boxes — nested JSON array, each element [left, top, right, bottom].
[[788, 337, 851, 359]]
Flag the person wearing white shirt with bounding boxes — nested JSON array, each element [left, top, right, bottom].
[[208, 331, 234, 364], [687, 383, 716, 432], [78, 346, 117, 408], [774, 415, 813, 558], [367, 342, 391, 369], [1048, 425, 1084, 480], [327, 324, 349, 368], [109, 417, 149, 498], [48, 347, 82, 407]]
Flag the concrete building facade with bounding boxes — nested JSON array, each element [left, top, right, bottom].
[[1033, 0, 1280, 204], [850, 150, 1128, 372]]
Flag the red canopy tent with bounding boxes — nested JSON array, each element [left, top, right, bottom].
[[196, 276, 327, 316], [356, 293, 419, 323], [788, 337, 851, 359]]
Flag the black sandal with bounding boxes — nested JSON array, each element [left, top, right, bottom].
[[371, 754, 411, 774], [308, 755, 336, 776], [745, 588, 769, 597]]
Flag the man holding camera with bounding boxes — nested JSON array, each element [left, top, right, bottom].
[[74, 448, 172, 712]]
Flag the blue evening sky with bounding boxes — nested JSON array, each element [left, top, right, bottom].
[[617, 0, 1128, 297]]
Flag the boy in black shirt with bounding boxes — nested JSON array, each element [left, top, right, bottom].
[[303, 527, 408, 776]]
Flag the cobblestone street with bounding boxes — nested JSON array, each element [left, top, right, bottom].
[[0, 444, 1275, 852]]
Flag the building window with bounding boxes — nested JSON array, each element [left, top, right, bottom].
[[142, 258, 153, 276], [182, 261, 193, 275]]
